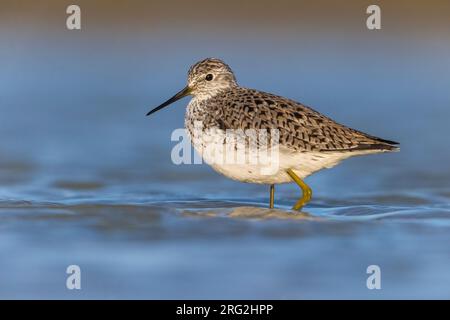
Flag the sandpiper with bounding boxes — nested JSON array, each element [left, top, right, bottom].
[[147, 58, 399, 210]]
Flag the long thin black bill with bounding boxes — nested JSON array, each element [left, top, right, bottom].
[[146, 86, 191, 116]]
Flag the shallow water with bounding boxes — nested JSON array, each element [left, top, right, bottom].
[[1, 1, 450, 299], [1, 164, 450, 299], [1, 200, 450, 300]]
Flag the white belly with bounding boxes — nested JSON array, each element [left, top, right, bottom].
[[208, 148, 352, 184], [187, 127, 355, 184]]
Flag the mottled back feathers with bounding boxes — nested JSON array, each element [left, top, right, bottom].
[[191, 87, 398, 153]]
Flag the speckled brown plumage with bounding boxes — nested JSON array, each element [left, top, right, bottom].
[[149, 57, 399, 185], [187, 86, 398, 153]]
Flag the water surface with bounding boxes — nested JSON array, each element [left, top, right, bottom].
[[1, 0, 450, 299]]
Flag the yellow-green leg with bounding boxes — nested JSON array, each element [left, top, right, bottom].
[[269, 184, 275, 209], [286, 169, 312, 211]]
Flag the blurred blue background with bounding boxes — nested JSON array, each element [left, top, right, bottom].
[[0, 0, 449, 299]]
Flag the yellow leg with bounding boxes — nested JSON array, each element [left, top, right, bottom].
[[286, 169, 312, 211], [269, 184, 275, 209]]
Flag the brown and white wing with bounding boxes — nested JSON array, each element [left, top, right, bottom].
[[209, 88, 399, 152]]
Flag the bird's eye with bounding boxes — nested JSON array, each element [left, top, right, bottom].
[[205, 74, 214, 81]]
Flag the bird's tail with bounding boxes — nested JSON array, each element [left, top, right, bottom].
[[354, 143, 400, 152]]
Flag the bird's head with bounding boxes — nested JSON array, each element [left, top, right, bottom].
[[147, 58, 237, 116]]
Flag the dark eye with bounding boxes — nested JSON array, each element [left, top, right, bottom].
[[205, 74, 213, 81]]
